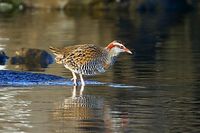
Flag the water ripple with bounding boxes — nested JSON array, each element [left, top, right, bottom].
[[0, 90, 32, 133]]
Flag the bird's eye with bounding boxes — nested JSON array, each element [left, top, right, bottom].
[[120, 46, 124, 49]]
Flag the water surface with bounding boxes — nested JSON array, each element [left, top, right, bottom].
[[0, 10, 200, 132]]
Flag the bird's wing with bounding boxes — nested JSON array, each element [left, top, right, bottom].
[[63, 44, 103, 67]]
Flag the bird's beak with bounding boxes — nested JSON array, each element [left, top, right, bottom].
[[124, 48, 133, 54]]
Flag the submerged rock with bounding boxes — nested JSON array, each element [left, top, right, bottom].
[[0, 70, 106, 86], [0, 70, 68, 86]]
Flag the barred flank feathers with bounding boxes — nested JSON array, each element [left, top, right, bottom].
[[49, 46, 63, 64]]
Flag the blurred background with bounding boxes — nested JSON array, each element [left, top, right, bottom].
[[1, 0, 200, 133]]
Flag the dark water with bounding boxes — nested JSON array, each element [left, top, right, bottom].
[[0, 9, 200, 132]]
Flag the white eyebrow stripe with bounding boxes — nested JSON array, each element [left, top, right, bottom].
[[113, 42, 123, 46]]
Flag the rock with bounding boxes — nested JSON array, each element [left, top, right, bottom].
[[0, 51, 9, 65], [0, 70, 68, 86], [10, 48, 54, 71]]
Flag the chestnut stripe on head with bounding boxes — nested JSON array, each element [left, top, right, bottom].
[[105, 40, 124, 50]]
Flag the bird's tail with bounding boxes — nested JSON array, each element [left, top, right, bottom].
[[49, 46, 63, 64], [49, 46, 62, 55]]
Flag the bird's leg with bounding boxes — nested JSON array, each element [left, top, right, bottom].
[[71, 71, 77, 86], [79, 74, 85, 96]]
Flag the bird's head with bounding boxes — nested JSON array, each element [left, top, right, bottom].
[[105, 40, 132, 56]]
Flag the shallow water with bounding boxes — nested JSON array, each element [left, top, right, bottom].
[[0, 10, 200, 132]]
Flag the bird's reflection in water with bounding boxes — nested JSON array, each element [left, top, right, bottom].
[[72, 85, 85, 98], [52, 86, 106, 132], [54, 90, 104, 120]]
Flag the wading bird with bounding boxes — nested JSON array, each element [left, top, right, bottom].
[[49, 40, 132, 87]]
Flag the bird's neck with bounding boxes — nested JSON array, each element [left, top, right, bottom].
[[105, 49, 119, 66], [106, 47, 120, 57]]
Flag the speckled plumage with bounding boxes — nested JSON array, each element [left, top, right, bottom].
[[50, 44, 111, 75], [49, 41, 132, 86]]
